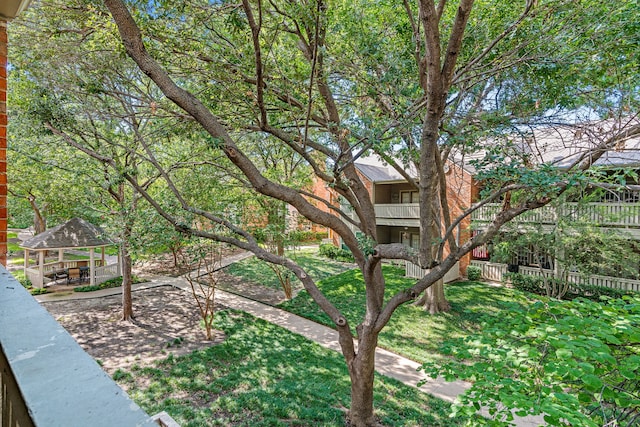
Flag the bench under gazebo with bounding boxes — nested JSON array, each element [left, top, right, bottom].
[[21, 217, 122, 289]]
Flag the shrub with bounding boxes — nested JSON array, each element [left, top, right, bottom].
[[466, 265, 482, 281], [318, 243, 354, 262], [12, 271, 32, 289], [567, 282, 632, 301], [287, 230, 328, 243], [507, 272, 544, 294], [74, 275, 143, 293]]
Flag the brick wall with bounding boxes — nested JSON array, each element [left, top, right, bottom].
[[0, 20, 7, 266]]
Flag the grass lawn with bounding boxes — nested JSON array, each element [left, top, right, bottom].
[[280, 265, 532, 364], [117, 310, 469, 427], [224, 248, 355, 292], [8, 231, 18, 239]]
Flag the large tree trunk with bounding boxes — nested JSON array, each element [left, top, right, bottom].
[[28, 195, 46, 235], [415, 278, 450, 314], [346, 332, 378, 427]]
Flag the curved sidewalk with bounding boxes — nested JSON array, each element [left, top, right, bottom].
[[36, 272, 544, 426]]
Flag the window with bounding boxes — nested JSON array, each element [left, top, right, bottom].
[[400, 191, 418, 203]]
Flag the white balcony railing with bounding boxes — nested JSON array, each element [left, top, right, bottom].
[[374, 203, 420, 219], [473, 202, 640, 228]]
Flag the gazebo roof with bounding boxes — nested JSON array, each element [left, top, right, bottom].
[[20, 218, 113, 250]]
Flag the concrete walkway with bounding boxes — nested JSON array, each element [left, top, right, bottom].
[[36, 255, 544, 426]]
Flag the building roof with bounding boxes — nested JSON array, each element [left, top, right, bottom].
[[21, 217, 113, 250], [527, 117, 640, 169], [454, 116, 640, 174], [354, 156, 418, 183], [353, 117, 640, 180]]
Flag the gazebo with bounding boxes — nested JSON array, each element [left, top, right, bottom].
[[20, 218, 121, 289]]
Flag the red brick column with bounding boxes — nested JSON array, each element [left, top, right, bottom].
[[0, 20, 7, 266]]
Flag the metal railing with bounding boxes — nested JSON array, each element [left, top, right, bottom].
[[0, 267, 164, 427]]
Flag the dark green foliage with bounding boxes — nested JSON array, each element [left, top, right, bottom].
[[506, 272, 634, 301], [423, 296, 640, 426], [318, 243, 354, 262], [286, 230, 328, 243], [13, 270, 32, 289], [466, 265, 482, 281]]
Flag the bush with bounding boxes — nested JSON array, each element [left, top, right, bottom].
[[506, 272, 544, 294], [466, 265, 482, 281], [74, 275, 143, 293], [318, 243, 354, 262], [287, 230, 328, 243], [12, 270, 32, 289]]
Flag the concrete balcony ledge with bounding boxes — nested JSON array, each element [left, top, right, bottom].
[[0, 267, 158, 426]]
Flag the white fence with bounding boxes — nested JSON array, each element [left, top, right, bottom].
[[94, 263, 121, 285], [405, 261, 460, 283], [470, 260, 640, 292], [469, 261, 508, 282]]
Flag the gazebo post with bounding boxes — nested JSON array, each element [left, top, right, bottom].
[[24, 249, 29, 269], [89, 248, 95, 287], [37, 250, 44, 288], [58, 249, 64, 267]]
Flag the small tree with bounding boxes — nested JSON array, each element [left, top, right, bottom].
[[179, 239, 221, 340]]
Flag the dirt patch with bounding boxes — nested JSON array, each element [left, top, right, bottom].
[[215, 270, 291, 306], [133, 247, 243, 279], [41, 286, 225, 375]]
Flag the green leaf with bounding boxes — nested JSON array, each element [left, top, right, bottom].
[[555, 348, 572, 359], [581, 374, 603, 391]]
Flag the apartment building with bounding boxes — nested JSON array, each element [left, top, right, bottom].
[[324, 117, 640, 291], [331, 155, 474, 283]]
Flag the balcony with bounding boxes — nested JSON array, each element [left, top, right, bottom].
[[473, 202, 640, 229], [0, 267, 168, 427], [374, 203, 420, 226]]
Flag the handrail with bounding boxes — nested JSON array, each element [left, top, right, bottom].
[[472, 202, 640, 227], [0, 267, 159, 426]]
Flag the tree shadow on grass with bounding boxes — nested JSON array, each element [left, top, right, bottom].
[[122, 310, 467, 427]]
